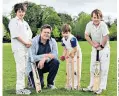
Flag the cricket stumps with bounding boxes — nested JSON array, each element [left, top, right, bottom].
[[65, 50, 81, 90]]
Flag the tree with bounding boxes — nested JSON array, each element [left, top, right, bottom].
[[52, 25, 60, 38], [42, 7, 61, 29], [24, 2, 43, 37], [3, 24, 11, 42], [58, 13, 72, 24], [109, 23, 117, 40], [77, 11, 86, 21], [114, 19, 117, 26], [3, 16, 11, 42], [3, 24, 6, 37], [3, 16, 10, 33], [105, 16, 112, 28], [73, 12, 91, 40]]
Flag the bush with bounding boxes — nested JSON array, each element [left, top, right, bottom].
[[109, 23, 117, 41]]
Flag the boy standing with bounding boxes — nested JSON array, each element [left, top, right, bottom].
[[60, 24, 82, 90], [83, 9, 110, 95], [8, 3, 32, 94]]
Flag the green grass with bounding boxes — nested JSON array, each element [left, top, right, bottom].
[[3, 41, 117, 96]]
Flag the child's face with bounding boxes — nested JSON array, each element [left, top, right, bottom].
[[62, 31, 70, 40], [16, 9, 25, 20], [92, 13, 101, 26]]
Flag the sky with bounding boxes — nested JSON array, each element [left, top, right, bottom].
[[3, 0, 117, 20]]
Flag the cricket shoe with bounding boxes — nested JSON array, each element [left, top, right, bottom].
[[47, 84, 57, 89], [82, 86, 93, 92], [65, 84, 72, 90], [16, 89, 31, 95], [94, 89, 103, 95]]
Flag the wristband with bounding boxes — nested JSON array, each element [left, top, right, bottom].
[[100, 45, 104, 48]]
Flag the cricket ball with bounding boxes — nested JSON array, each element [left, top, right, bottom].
[[60, 56, 65, 61]]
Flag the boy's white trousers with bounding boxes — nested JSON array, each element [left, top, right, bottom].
[[13, 49, 28, 90], [88, 47, 110, 90]]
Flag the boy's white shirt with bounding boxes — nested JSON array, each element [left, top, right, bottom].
[[85, 21, 110, 48], [8, 16, 32, 52], [62, 34, 81, 51]]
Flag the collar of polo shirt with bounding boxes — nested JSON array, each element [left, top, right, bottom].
[[39, 35, 50, 45], [15, 16, 24, 21], [92, 21, 101, 29]]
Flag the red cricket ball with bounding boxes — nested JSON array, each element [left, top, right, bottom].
[[60, 56, 65, 61]]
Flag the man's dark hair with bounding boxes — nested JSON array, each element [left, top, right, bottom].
[[41, 24, 52, 32], [91, 9, 103, 19], [14, 3, 25, 13]]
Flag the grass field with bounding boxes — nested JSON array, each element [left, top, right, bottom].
[[3, 41, 117, 96]]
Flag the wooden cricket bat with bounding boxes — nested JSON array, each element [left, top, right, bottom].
[[30, 49, 42, 93], [77, 50, 80, 90], [92, 50, 100, 91], [66, 57, 69, 89], [71, 57, 74, 90], [68, 50, 74, 90], [65, 50, 70, 89]]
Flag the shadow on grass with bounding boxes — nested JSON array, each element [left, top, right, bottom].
[[3, 89, 16, 95], [3, 88, 96, 96], [31, 88, 95, 96]]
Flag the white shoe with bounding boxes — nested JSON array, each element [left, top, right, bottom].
[[16, 89, 31, 95], [82, 86, 93, 92], [65, 85, 72, 90], [95, 89, 103, 95], [47, 84, 57, 89]]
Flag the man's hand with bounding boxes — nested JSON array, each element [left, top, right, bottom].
[[44, 54, 49, 58], [38, 58, 46, 69], [25, 41, 32, 48], [47, 53, 54, 59], [92, 41, 100, 48]]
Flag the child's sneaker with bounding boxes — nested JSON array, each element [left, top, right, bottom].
[[16, 89, 31, 95], [95, 89, 103, 95], [65, 86, 72, 90], [82, 86, 93, 92]]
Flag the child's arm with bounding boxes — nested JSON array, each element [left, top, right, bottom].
[[101, 22, 109, 47], [100, 35, 109, 47], [63, 47, 67, 56], [16, 37, 32, 48], [85, 34, 100, 48], [69, 37, 78, 58], [69, 46, 77, 58]]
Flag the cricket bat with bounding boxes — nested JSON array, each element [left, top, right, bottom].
[[92, 50, 101, 91], [71, 57, 74, 90], [77, 50, 80, 90], [66, 56, 69, 89], [30, 49, 42, 93], [69, 49, 75, 90]]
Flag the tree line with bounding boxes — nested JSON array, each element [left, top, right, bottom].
[[3, 2, 117, 42]]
